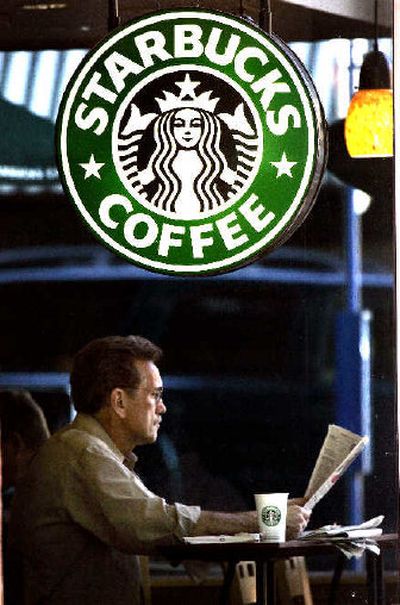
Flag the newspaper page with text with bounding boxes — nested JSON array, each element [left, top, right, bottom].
[[304, 424, 368, 511]]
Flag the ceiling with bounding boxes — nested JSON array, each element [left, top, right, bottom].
[[0, 0, 392, 49]]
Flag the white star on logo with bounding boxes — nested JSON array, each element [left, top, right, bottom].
[[176, 73, 201, 99], [79, 154, 105, 179], [270, 152, 297, 178]]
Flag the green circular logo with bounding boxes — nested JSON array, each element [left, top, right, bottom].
[[56, 9, 327, 275], [262, 505, 282, 527]]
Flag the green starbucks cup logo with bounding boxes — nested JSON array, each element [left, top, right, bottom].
[[262, 505, 282, 527], [56, 9, 327, 275]]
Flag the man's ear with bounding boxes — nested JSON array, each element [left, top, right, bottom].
[[110, 388, 126, 419]]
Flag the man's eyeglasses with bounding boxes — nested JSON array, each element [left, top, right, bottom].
[[124, 386, 163, 403], [150, 388, 163, 403]]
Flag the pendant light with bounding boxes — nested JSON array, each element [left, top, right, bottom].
[[344, 0, 393, 158]]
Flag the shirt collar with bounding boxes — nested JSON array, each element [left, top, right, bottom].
[[71, 413, 138, 468]]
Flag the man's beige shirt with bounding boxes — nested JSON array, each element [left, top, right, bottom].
[[10, 413, 201, 605]]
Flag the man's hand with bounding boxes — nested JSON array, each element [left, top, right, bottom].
[[286, 499, 311, 539], [192, 498, 311, 540]]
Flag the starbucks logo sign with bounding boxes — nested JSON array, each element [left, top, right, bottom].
[[57, 9, 327, 275], [113, 70, 262, 220], [262, 505, 281, 527]]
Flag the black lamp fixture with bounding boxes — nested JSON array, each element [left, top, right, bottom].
[[344, 0, 393, 158]]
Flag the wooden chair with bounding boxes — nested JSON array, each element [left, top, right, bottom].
[[235, 557, 313, 605], [140, 554, 313, 605]]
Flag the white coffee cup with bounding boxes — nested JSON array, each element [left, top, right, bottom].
[[254, 493, 289, 542]]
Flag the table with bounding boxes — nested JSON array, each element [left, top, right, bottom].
[[160, 533, 398, 605]]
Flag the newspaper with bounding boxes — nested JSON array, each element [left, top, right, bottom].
[[301, 515, 384, 540], [304, 424, 369, 510], [299, 516, 384, 558]]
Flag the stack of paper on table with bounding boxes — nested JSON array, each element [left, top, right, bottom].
[[299, 516, 384, 558], [301, 515, 384, 540], [183, 533, 260, 544]]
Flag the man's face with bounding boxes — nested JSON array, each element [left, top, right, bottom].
[[122, 359, 165, 447]]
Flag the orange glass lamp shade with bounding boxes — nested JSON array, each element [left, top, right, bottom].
[[344, 49, 393, 158], [345, 88, 393, 157]]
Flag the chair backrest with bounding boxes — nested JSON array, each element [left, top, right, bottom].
[[276, 557, 313, 605], [235, 557, 313, 605], [139, 556, 152, 605], [236, 561, 256, 604]]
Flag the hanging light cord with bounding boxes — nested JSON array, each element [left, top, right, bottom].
[[108, 0, 120, 32], [259, 0, 272, 34], [374, 0, 379, 52]]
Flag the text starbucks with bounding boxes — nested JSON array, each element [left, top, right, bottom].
[[75, 25, 302, 138]]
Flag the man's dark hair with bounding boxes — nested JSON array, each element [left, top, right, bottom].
[[0, 390, 50, 448], [70, 335, 162, 414]]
